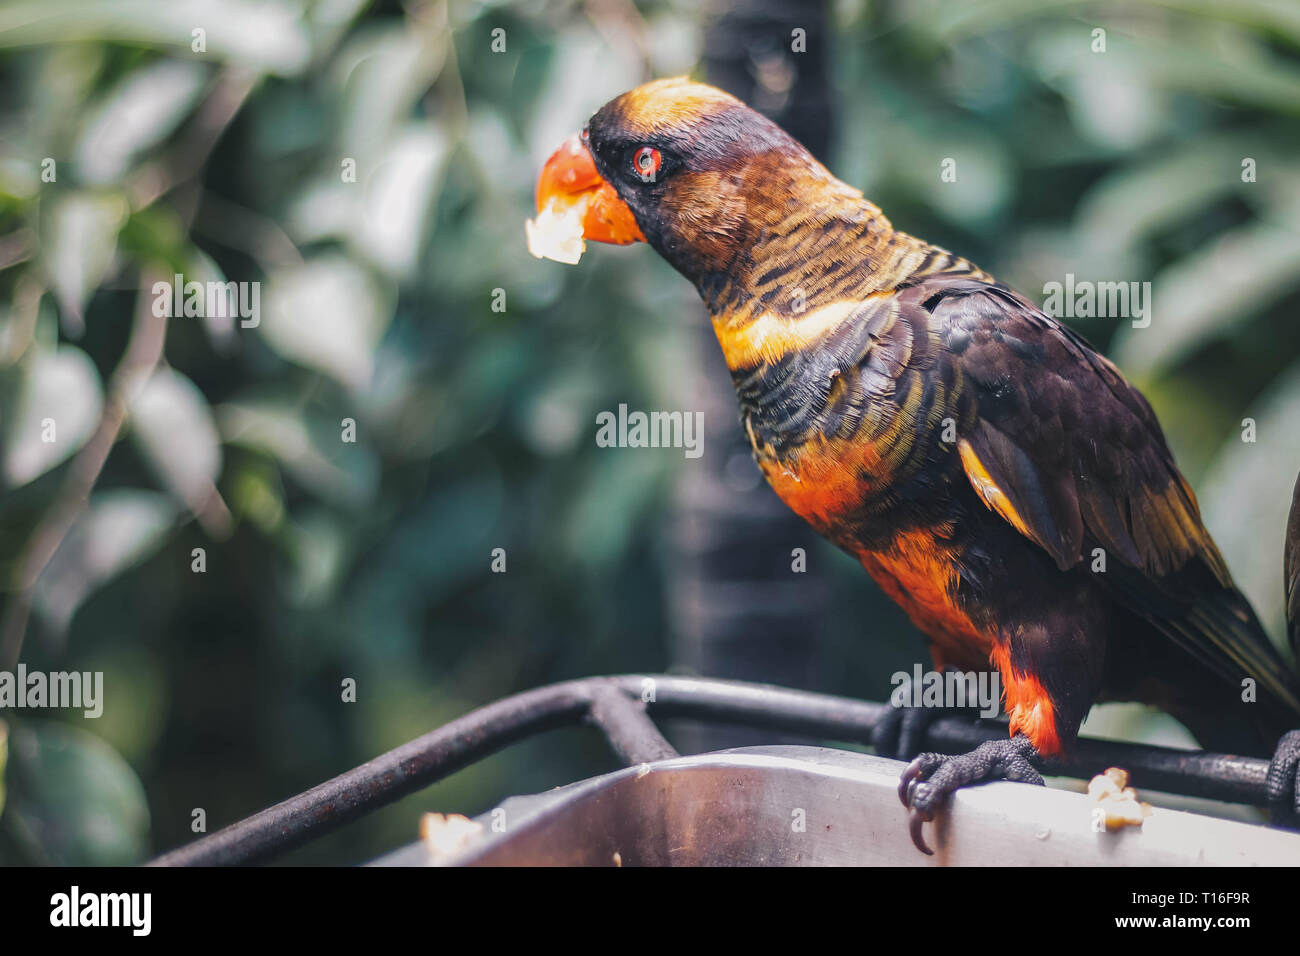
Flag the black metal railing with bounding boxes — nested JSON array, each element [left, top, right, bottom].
[[148, 674, 1277, 866]]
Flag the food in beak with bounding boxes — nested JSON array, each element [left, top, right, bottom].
[[526, 133, 645, 265], [526, 193, 591, 265]]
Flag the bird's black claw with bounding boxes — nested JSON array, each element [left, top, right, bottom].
[[898, 734, 1045, 854], [873, 669, 986, 760], [874, 705, 941, 761], [908, 807, 935, 855], [1266, 729, 1300, 826]]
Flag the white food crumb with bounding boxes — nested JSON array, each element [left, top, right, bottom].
[[420, 812, 483, 859], [525, 196, 590, 265], [1088, 766, 1152, 829]]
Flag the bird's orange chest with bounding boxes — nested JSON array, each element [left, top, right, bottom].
[[752, 431, 881, 533], [856, 529, 992, 673], [742, 380, 989, 669], [754, 427, 989, 670]]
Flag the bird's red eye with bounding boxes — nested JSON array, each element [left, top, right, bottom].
[[632, 146, 661, 182]]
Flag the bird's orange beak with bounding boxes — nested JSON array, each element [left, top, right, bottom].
[[535, 134, 645, 245]]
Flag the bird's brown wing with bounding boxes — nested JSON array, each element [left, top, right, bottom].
[[900, 277, 1300, 715]]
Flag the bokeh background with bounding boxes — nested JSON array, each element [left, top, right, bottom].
[[1, 0, 1299, 865]]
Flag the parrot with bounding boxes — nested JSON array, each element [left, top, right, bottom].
[[529, 77, 1300, 852]]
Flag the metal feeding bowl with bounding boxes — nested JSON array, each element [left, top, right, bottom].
[[376, 746, 1300, 866]]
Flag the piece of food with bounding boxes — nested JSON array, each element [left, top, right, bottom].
[[419, 812, 483, 859], [526, 195, 590, 265], [1088, 767, 1152, 829]]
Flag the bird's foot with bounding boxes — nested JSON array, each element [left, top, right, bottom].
[[872, 669, 986, 760], [872, 705, 944, 761], [1267, 729, 1300, 827], [898, 733, 1045, 855]]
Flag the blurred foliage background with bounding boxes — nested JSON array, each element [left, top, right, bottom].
[[0, 0, 1298, 864]]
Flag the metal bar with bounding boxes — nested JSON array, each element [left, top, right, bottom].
[[638, 676, 1273, 806], [587, 684, 678, 765], [639, 674, 890, 738], [148, 674, 1280, 866], [148, 678, 604, 866]]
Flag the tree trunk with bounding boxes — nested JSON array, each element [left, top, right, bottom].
[[668, 0, 833, 752]]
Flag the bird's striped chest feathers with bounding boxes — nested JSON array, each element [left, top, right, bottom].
[[714, 284, 997, 666], [718, 288, 972, 538]]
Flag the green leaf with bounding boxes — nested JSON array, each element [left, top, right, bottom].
[[1028, 21, 1300, 119], [258, 255, 389, 389], [562, 449, 670, 570], [286, 124, 449, 278], [38, 191, 128, 329], [118, 205, 191, 275], [188, 248, 240, 352], [33, 490, 178, 635], [217, 396, 378, 505], [1162, 0, 1300, 49], [283, 509, 347, 606], [129, 367, 223, 517], [3, 345, 104, 487], [924, 0, 1300, 53], [355, 126, 447, 277], [1199, 366, 1300, 642], [0, 0, 312, 76], [1114, 213, 1300, 376], [75, 59, 209, 185], [329, 21, 447, 168], [1074, 138, 1255, 257], [2, 720, 150, 865], [227, 458, 285, 534]]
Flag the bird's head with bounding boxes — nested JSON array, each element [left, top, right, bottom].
[[532, 77, 873, 300]]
